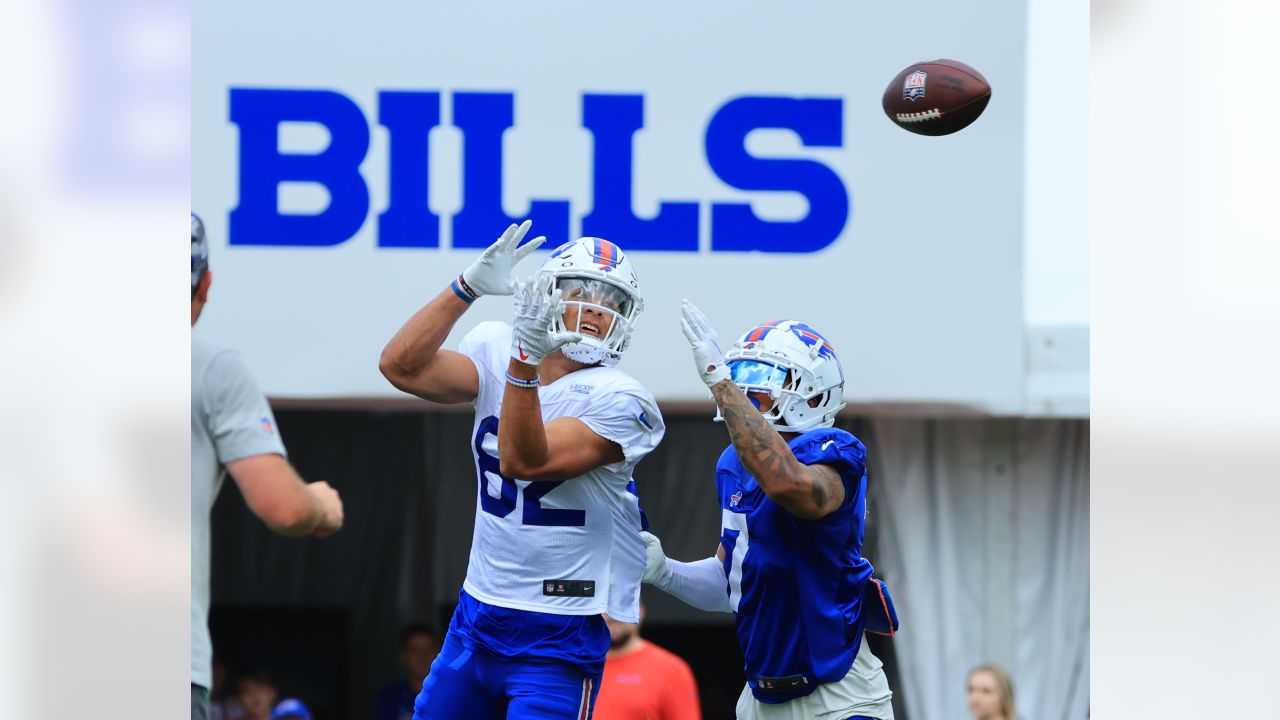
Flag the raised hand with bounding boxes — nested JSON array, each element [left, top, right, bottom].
[[680, 299, 729, 387], [458, 220, 546, 299], [510, 274, 582, 366]]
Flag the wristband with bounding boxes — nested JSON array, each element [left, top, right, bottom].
[[450, 275, 479, 303], [504, 370, 540, 389]]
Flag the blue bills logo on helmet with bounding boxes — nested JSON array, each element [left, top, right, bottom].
[[789, 322, 842, 382], [903, 70, 927, 101], [789, 323, 838, 360]]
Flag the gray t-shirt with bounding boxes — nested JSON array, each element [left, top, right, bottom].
[[191, 336, 285, 689]]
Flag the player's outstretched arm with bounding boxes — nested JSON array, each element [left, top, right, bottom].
[[640, 532, 733, 613], [227, 454, 344, 538], [379, 221, 544, 404], [680, 300, 844, 520]]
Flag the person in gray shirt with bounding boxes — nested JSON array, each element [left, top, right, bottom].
[[190, 213, 344, 720]]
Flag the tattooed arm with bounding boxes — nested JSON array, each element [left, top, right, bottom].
[[710, 379, 845, 520]]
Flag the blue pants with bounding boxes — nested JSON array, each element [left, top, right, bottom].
[[414, 628, 602, 720]]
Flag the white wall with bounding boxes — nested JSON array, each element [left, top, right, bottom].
[[192, 0, 1089, 416], [1021, 0, 1090, 417]]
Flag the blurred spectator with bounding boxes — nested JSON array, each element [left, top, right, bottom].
[[209, 655, 246, 720], [374, 624, 441, 720], [966, 663, 1018, 720], [594, 604, 701, 720], [235, 671, 281, 720], [271, 697, 313, 720]]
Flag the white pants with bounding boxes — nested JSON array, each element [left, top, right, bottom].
[[735, 635, 894, 720]]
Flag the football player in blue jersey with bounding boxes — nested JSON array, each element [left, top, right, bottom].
[[379, 221, 665, 719], [639, 300, 895, 720]]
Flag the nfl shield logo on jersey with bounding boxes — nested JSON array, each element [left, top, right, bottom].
[[903, 70, 927, 100]]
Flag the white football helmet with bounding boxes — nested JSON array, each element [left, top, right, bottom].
[[535, 237, 643, 367], [721, 320, 846, 433]]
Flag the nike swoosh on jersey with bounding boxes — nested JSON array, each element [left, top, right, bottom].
[[821, 440, 836, 451]]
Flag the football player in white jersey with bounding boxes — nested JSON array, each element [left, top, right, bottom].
[[379, 221, 665, 719]]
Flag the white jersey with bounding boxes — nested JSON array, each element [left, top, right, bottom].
[[458, 322, 665, 623]]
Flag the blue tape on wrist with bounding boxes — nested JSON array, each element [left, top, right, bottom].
[[450, 279, 475, 304]]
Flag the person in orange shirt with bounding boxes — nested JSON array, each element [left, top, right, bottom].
[[595, 605, 702, 720]]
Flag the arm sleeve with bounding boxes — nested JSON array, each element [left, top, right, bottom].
[[203, 349, 287, 464], [578, 390, 666, 467], [654, 556, 732, 614]]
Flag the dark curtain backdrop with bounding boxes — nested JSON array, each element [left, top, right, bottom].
[[209, 409, 902, 720]]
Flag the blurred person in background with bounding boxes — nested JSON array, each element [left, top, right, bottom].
[[233, 672, 281, 720], [271, 698, 313, 720], [210, 655, 246, 720], [594, 603, 701, 720], [191, 212, 345, 719], [375, 624, 441, 720], [966, 664, 1018, 720]]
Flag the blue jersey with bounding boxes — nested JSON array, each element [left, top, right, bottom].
[[716, 427, 874, 703]]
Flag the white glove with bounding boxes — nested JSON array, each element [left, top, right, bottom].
[[459, 220, 546, 298], [679, 299, 730, 387], [511, 275, 582, 366], [640, 531, 670, 585]]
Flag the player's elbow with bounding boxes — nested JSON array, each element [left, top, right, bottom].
[[498, 457, 521, 478], [760, 474, 807, 504], [499, 457, 538, 480], [763, 484, 826, 521], [761, 484, 802, 507], [378, 348, 410, 388], [499, 457, 565, 482]]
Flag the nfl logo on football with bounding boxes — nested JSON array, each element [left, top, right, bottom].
[[902, 70, 927, 100]]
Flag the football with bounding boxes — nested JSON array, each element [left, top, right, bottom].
[[882, 59, 992, 136]]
